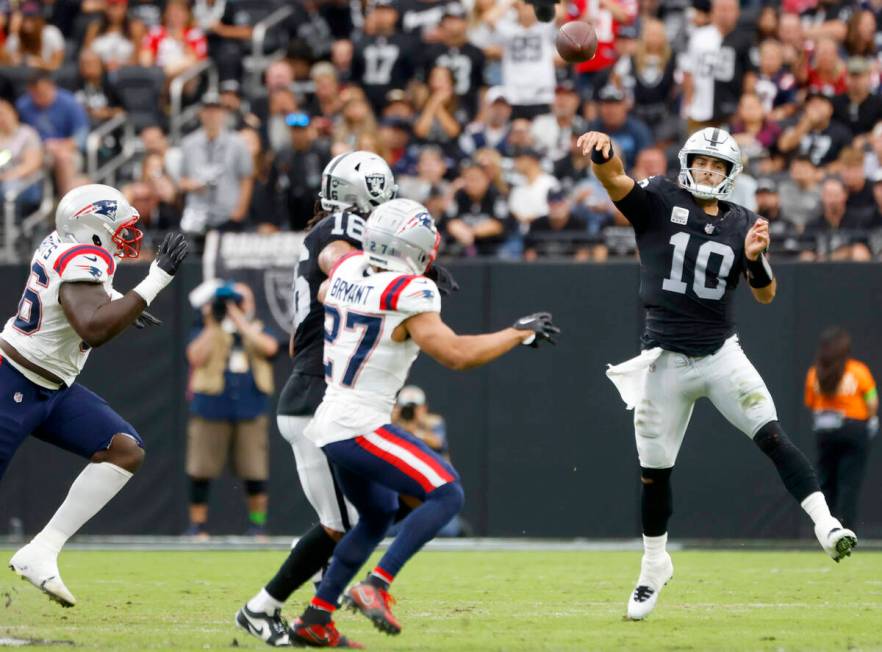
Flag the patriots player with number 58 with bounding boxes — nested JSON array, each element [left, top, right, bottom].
[[577, 128, 857, 621], [4, 184, 189, 607]]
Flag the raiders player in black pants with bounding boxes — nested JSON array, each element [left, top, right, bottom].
[[577, 127, 857, 621]]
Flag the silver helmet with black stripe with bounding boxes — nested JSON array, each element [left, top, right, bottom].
[[319, 150, 397, 215], [677, 128, 742, 201]]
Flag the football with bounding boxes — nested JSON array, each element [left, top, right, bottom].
[[555, 21, 598, 63]]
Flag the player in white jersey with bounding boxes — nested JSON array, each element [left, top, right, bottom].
[[4, 184, 189, 607], [288, 198, 559, 648]]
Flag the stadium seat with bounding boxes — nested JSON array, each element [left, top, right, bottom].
[[53, 62, 80, 93], [112, 66, 166, 132], [0, 66, 35, 103]]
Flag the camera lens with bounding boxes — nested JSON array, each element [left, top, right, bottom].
[[211, 297, 227, 322]]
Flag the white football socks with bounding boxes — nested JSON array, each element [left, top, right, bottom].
[[248, 588, 284, 615], [32, 462, 132, 554], [801, 491, 834, 526], [643, 533, 668, 562]]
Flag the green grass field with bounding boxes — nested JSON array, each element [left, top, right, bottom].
[[0, 549, 880, 651]]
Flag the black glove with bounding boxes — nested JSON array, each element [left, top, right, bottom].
[[425, 263, 460, 296], [155, 232, 190, 276], [512, 312, 560, 348], [133, 309, 162, 329]]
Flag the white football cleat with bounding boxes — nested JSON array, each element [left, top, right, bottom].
[[814, 519, 857, 562], [626, 552, 673, 621], [9, 542, 76, 608]]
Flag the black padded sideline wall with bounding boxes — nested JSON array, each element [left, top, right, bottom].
[[0, 262, 880, 539]]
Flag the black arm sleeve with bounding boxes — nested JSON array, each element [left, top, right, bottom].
[[612, 181, 653, 232]]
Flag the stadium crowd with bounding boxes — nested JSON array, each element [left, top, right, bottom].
[[3, 0, 882, 262]]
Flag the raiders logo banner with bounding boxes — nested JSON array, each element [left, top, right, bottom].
[[202, 230, 306, 334]]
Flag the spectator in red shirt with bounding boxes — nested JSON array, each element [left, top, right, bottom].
[[139, 0, 207, 80], [571, 0, 638, 98], [806, 36, 847, 97]]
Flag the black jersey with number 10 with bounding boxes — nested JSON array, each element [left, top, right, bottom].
[[613, 176, 761, 357]]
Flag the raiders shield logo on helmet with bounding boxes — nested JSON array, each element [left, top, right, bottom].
[[365, 174, 386, 197]]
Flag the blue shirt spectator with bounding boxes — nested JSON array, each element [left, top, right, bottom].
[[16, 73, 89, 149], [586, 84, 654, 171]]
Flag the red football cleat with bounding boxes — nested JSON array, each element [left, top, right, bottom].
[[289, 618, 364, 648], [343, 582, 401, 635]]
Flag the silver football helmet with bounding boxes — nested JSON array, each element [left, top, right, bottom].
[[677, 128, 743, 201], [364, 198, 440, 275], [55, 184, 142, 258], [319, 150, 397, 215]]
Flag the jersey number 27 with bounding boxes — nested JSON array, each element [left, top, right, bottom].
[[323, 306, 382, 388]]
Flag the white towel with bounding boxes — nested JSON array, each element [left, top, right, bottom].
[[605, 348, 663, 410]]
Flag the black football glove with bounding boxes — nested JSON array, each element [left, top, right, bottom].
[[512, 312, 560, 348], [155, 232, 190, 276], [425, 263, 460, 296], [133, 309, 162, 329]]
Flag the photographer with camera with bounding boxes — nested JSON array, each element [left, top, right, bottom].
[[179, 92, 253, 246], [391, 385, 464, 537], [185, 281, 280, 539]]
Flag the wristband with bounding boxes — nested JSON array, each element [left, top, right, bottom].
[[746, 252, 774, 288], [521, 332, 536, 346], [132, 261, 174, 306], [591, 144, 614, 165]]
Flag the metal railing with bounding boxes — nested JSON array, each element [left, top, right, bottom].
[[169, 60, 219, 143], [2, 170, 54, 262], [243, 5, 294, 95], [86, 112, 137, 186]]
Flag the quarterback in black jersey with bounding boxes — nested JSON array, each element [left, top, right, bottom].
[[578, 127, 857, 621]]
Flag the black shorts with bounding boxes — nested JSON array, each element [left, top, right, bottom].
[[276, 372, 326, 417]]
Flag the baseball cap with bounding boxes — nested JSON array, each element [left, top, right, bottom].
[[219, 79, 241, 95], [442, 2, 467, 19], [385, 88, 410, 104], [555, 80, 578, 95], [372, 0, 398, 9], [595, 84, 626, 103], [547, 187, 568, 202], [847, 56, 871, 75], [380, 116, 412, 132], [200, 91, 223, 108], [756, 177, 777, 194], [806, 89, 833, 103], [618, 24, 638, 39], [692, 0, 711, 12], [285, 112, 311, 128], [20, 1, 41, 16], [485, 86, 510, 105], [397, 385, 426, 407]]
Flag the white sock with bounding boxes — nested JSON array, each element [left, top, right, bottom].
[[643, 533, 668, 562], [247, 588, 283, 615], [801, 491, 835, 526], [32, 462, 132, 554]]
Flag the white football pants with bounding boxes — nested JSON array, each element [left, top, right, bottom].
[[633, 335, 778, 469], [277, 415, 358, 533]]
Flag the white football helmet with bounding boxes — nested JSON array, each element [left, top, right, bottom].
[[55, 184, 142, 258], [677, 128, 743, 201], [319, 150, 397, 215], [364, 198, 440, 275]]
